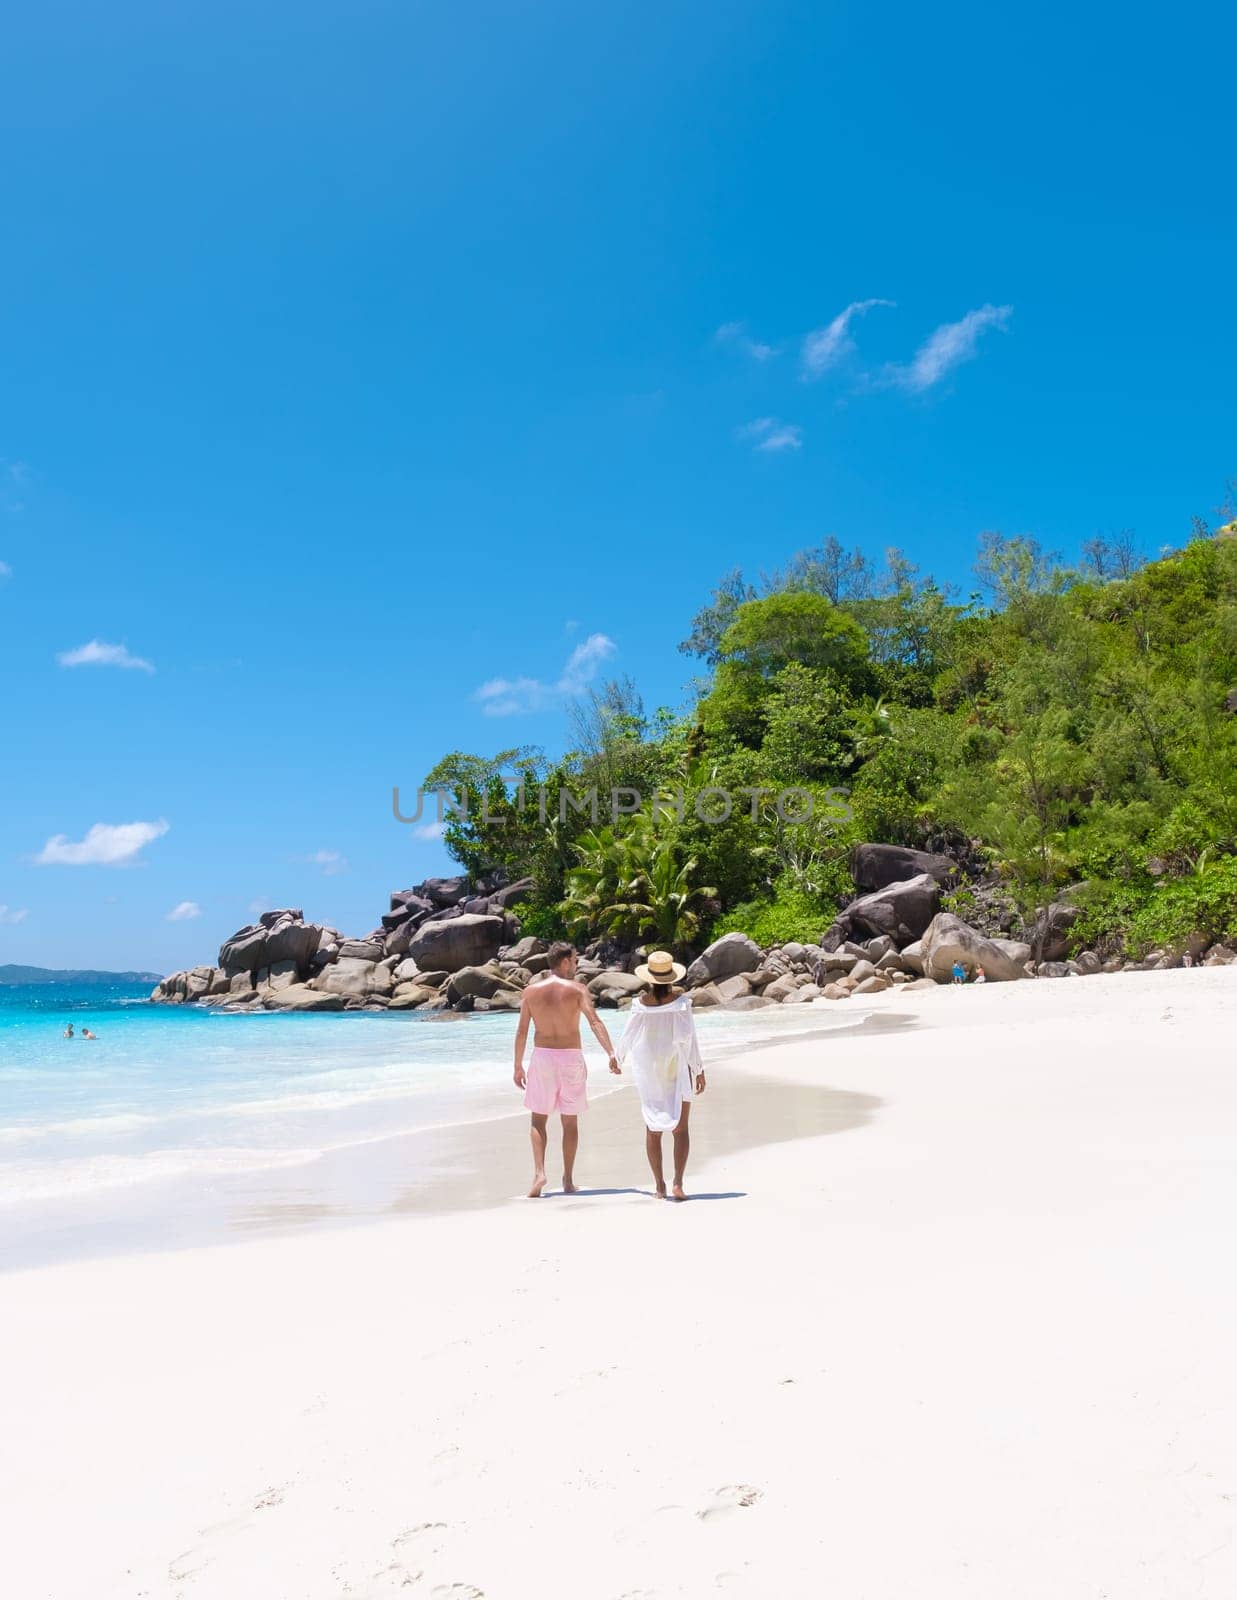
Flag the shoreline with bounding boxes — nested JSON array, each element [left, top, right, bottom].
[[0, 1004, 902, 1274]]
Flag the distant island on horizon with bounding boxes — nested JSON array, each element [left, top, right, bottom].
[[0, 964, 164, 987]]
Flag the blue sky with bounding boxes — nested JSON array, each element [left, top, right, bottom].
[[2, 0, 1233, 971]]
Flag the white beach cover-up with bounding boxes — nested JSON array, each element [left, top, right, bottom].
[[615, 994, 703, 1132]]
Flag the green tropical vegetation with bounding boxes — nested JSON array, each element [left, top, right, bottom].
[[423, 512, 1237, 959]]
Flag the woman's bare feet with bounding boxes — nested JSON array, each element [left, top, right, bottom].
[[671, 1183, 687, 1201], [528, 1173, 548, 1198], [653, 1182, 667, 1199], [562, 1179, 578, 1195]]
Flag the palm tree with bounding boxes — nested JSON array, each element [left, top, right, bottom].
[[559, 826, 627, 939], [559, 816, 716, 948]]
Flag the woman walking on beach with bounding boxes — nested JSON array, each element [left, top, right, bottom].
[[615, 950, 706, 1200]]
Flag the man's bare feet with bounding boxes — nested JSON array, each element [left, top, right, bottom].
[[562, 1179, 578, 1194], [653, 1183, 667, 1199], [528, 1174, 548, 1198], [672, 1183, 687, 1201]]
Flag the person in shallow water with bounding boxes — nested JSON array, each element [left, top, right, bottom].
[[63, 1023, 74, 1039], [614, 950, 707, 1201], [513, 942, 620, 1198], [81, 1027, 98, 1039]]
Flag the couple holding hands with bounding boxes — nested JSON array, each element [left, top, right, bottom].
[[513, 942, 706, 1201]]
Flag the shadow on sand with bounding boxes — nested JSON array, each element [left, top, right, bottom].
[[542, 1187, 748, 1203]]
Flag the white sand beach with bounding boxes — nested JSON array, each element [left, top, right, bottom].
[[4, 966, 1236, 1599]]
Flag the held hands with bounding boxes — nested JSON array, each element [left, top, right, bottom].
[[608, 1055, 621, 1075]]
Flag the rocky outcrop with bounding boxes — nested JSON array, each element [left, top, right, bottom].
[[587, 970, 644, 999], [684, 932, 762, 988], [422, 876, 471, 908], [444, 963, 524, 1004], [218, 910, 326, 976], [310, 957, 394, 1001], [405, 913, 506, 974], [921, 913, 1028, 982], [150, 855, 1231, 1018], [832, 873, 942, 945], [850, 843, 959, 893], [264, 983, 347, 1012]]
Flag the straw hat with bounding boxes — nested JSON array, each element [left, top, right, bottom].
[[634, 950, 686, 984]]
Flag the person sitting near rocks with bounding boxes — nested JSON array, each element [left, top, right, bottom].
[[951, 961, 967, 985]]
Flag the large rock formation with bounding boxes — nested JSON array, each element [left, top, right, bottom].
[[218, 910, 326, 976], [152, 852, 1218, 1017], [405, 913, 506, 974], [920, 913, 1028, 982], [831, 873, 942, 945], [850, 843, 959, 893], [421, 876, 471, 908], [310, 956, 394, 1001], [684, 932, 763, 988]]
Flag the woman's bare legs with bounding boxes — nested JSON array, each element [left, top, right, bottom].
[[671, 1102, 691, 1200], [645, 1128, 666, 1197]]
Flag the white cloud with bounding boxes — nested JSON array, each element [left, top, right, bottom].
[[0, 904, 29, 925], [414, 820, 447, 841], [166, 900, 202, 922], [475, 674, 550, 716], [802, 299, 894, 378], [715, 321, 777, 362], [307, 849, 348, 876], [886, 304, 1012, 392], [57, 639, 156, 674], [35, 819, 170, 867], [475, 632, 617, 717], [739, 417, 803, 453], [559, 632, 617, 692]]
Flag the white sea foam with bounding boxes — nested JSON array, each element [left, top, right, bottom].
[[0, 1111, 159, 1145], [0, 1144, 326, 1205]]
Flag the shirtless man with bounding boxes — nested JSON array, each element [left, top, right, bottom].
[[513, 942, 621, 1197]]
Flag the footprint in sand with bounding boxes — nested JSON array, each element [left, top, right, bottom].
[[167, 1481, 291, 1583], [367, 1558, 423, 1591], [697, 1485, 763, 1520], [395, 1522, 448, 1543], [430, 1586, 484, 1599]]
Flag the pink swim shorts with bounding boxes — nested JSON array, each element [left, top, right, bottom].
[[523, 1047, 588, 1115]]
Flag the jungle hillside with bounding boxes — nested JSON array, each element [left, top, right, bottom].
[[424, 518, 1237, 961]]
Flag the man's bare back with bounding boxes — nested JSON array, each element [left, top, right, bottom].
[[522, 972, 594, 1048], [512, 944, 621, 1197]]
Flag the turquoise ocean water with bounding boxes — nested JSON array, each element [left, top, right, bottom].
[[0, 983, 547, 1211]]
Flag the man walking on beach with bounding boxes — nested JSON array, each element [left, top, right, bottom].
[[514, 942, 620, 1198]]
